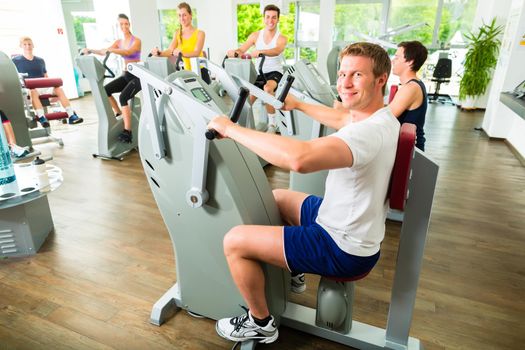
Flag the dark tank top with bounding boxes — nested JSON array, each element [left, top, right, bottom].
[[398, 79, 427, 151]]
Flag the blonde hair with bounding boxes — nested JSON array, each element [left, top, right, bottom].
[[19, 36, 33, 45], [178, 2, 192, 44]]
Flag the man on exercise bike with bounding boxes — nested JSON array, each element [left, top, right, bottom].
[[12, 37, 84, 128], [208, 42, 399, 344], [226, 4, 287, 133]]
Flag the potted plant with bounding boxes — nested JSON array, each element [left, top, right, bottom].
[[459, 18, 503, 109]]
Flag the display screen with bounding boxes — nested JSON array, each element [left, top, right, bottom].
[[191, 88, 210, 103]]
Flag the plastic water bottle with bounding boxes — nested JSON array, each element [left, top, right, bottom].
[[0, 125, 18, 196]]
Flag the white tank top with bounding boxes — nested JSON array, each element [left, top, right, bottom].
[[255, 29, 284, 74]]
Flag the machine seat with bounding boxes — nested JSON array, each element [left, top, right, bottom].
[[23, 78, 68, 121], [324, 270, 370, 283]]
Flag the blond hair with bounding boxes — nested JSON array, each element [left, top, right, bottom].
[[19, 36, 33, 45], [178, 2, 192, 43]]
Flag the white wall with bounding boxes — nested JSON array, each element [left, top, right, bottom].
[[129, 0, 161, 60], [0, 0, 78, 98], [481, 0, 525, 159]]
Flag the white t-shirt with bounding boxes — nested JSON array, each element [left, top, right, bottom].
[[255, 29, 284, 74], [316, 107, 400, 257]]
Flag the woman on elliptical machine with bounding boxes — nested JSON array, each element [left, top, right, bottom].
[[82, 13, 142, 143], [149, 2, 210, 83]]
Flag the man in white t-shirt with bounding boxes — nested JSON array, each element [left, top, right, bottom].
[[208, 42, 400, 345], [226, 4, 287, 131]]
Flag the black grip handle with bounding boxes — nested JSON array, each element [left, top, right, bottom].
[[221, 55, 228, 68], [258, 54, 266, 84], [277, 75, 295, 102], [230, 87, 250, 123], [148, 53, 153, 57], [205, 87, 250, 140], [175, 52, 183, 71], [103, 51, 115, 78]]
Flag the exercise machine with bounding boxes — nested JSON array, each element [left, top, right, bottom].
[[223, 54, 271, 131], [76, 52, 140, 160], [0, 51, 65, 149], [0, 51, 33, 149], [128, 62, 294, 332], [132, 59, 439, 349]]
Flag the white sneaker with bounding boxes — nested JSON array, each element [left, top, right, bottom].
[[10, 144, 30, 158], [216, 307, 278, 344], [291, 273, 306, 293], [266, 124, 277, 134]]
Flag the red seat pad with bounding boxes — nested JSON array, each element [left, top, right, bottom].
[[45, 112, 68, 120], [389, 123, 416, 211], [324, 270, 371, 283], [24, 78, 63, 89]]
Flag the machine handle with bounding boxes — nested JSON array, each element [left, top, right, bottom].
[[103, 52, 116, 78], [205, 87, 249, 140], [277, 75, 295, 102], [257, 54, 266, 84], [221, 52, 240, 68], [174, 52, 184, 71]]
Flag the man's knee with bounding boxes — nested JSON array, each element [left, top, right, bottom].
[[273, 189, 287, 208], [223, 225, 247, 257], [264, 82, 277, 94]]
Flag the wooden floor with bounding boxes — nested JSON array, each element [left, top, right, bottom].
[[1, 96, 524, 350]]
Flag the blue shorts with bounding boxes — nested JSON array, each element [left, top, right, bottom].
[[283, 195, 380, 278]]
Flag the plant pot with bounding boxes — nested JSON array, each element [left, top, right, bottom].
[[460, 96, 476, 110]]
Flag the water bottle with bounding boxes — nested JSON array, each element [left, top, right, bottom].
[[0, 125, 18, 196]]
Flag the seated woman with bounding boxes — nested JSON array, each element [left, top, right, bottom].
[[149, 2, 209, 83], [82, 13, 141, 143], [389, 41, 428, 151], [1, 110, 29, 158]]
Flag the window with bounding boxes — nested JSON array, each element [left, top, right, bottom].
[[72, 12, 96, 49], [295, 1, 319, 62], [333, 1, 384, 45], [438, 0, 478, 47], [388, 0, 438, 47]]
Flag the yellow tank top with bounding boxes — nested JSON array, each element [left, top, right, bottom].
[[178, 29, 204, 71]]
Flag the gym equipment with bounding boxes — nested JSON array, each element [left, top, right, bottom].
[[76, 52, 140, 160], [428, 57, 454, 105], [134, 57, 438, 349], [0, 51, 48, 150], [223, 54, 271, 131], [327, 45, 343, 88], [19, 77, 68, 147], [128, 63, 294, 333], [276, 60, 338, 197], [144, 52, 183, 78]]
